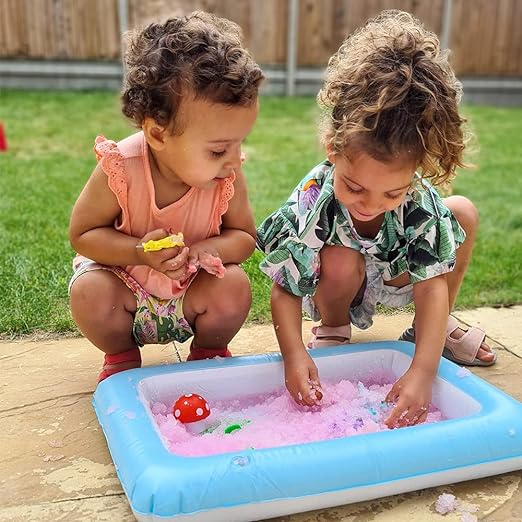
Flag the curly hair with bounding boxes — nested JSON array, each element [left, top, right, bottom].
[[122, 11, 264, 133], [318, 10, 467, 185]]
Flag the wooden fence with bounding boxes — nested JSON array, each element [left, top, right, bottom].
[[1, 0, 521, 76]]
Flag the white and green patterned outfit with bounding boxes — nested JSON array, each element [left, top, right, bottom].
[[256, 161, 466, 329]]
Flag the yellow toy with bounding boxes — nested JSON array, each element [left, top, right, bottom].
[[138, 232, 185, 252]]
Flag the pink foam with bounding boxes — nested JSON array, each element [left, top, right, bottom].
[[435, 493, 458, 514], [150, 378, 444, 457]]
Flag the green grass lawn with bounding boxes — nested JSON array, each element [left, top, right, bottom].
[[0, 90, 520, 337]]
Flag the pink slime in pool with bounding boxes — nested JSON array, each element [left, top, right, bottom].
[[151, 377, 444, 457]]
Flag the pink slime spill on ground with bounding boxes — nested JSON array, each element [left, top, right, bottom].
[[150, 375, 444, 457]]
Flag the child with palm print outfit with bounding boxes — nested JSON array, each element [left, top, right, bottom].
[[257, 10, 495, 428]]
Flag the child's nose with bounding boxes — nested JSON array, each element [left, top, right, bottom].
[[361, 193, 380, 213], [225, 145, 242, 170]]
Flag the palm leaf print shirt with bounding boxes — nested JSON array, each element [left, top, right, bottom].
[[257, 161, 466, 297]]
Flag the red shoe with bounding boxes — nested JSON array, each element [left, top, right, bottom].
[[97, 348, 142, 383], [187, 344, 232, 361]]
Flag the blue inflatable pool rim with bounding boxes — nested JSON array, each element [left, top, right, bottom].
[[93, 341, 522, 521]]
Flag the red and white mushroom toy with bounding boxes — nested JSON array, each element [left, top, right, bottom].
[[172, 394, 211, 434]]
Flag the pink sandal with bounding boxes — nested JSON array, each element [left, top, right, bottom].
[[307, 324, 352, 349], [97, 348, 142, 383], [443, 316, 497, 367], [400, 316, 496, 366]]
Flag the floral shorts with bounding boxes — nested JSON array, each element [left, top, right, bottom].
[[69, 256, 194, 347], [303, 256, 413, 330]]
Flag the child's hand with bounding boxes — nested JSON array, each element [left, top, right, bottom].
[[136, 229, 189, 280], [384, 367, 433, 428], [284, 350, 324, 407], [187, 242, 226, 278]]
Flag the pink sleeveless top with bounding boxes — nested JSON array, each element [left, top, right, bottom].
[[94, 132, 235, 299]]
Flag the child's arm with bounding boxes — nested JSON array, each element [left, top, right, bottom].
[[69, 164, 185, 275], [186, 169, 256, 270], [272, 283, 323, 407], [385, 274, 449, 427]]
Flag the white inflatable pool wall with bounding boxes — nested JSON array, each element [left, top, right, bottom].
[[93, 341, 522, 521]]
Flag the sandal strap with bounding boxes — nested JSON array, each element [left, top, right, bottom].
[[308, 324, 351, 349], [103, 348, 141, 366], [98, 348, 142, 383], [446, 315, 460, 336], [187, 345, 232, 361], [445, 321, 486, 363], [312, 324, 352, 340]]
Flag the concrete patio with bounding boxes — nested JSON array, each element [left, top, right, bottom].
[[1, 306, 521, 521]]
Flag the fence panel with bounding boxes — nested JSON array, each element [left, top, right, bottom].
[[296, 0, 444, 67], [0, 0, 521, 75], [0, 0, 120, 59], [450, 0, 522, 75], [128, 0, 287, 66]]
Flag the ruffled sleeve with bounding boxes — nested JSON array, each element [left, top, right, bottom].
[[215, 171, 236, 225], [93, 135, 128, 224], [256, 161, 335, 297], [405, 183, 466, 283], [215, 152, 245, 223]]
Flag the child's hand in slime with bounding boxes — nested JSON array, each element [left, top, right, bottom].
[[384, 367, 432, 428], [284, 350, 324, 407]]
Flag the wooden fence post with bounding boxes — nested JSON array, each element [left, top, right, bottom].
[[118, 0, 129, 77], [286, 0, 299, 96], [440, 0, 453, 50]]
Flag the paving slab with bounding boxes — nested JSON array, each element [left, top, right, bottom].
[[1, 308, 521, 522]]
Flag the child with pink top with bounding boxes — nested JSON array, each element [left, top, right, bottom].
[[69, 12, 264, 383]]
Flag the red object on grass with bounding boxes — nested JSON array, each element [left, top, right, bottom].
[[0, 123, 7, 151]]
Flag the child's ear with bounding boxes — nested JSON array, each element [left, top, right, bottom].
[[143, 118, 167, 151], [325, 143, 336, 164]]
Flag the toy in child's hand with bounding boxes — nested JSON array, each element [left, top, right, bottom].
[[173, 393, 211, 434], [138, 232, 185, 252]]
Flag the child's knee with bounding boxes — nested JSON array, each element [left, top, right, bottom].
[[201, 264, 252, 318], [70, 275, 99, 311], [70, 272, 134, 319], [445, 196, 479, 234], [320, 245, 365, 283], [221, 264, 252, 310]]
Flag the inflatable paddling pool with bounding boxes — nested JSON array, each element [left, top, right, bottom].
[[93, 341, 522, 521]]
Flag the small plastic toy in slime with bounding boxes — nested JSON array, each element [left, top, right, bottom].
[[224, 420, 251, 434], [173, 393, 211, 434], [138, 232, 185, 252], [200, 418, 251, 435]]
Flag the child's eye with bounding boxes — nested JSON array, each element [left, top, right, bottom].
[[385, 192, 403, 200], [210, 150, 226, 158], [345, 183, 363, 194]]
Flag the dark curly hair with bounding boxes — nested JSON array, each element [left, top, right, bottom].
[[122, 11, 264, 133], [318, 10, 468, 185]]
